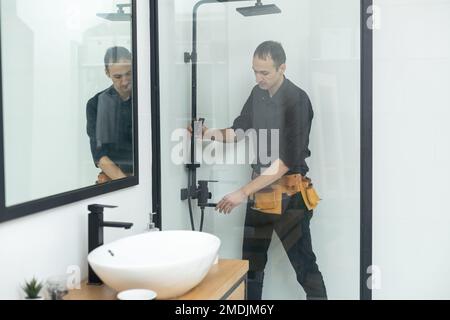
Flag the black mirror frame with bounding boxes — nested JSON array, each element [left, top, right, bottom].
[[149, 0, 373, 300], [0, 0, 139, 224]]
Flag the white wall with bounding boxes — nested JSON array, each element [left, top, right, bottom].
[[0, 0, 151, 300], [373, 0, 450, 300]]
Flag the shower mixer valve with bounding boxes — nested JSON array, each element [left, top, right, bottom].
[[198, 180, 218, 208], [181, 180, 218, 209]]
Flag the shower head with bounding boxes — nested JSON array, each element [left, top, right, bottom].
[[236, 1, 281, 17], [96, 13, 131, 21], [97, 3, 131, 22]]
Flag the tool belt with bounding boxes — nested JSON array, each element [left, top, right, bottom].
[[251, 174, 321, 215]]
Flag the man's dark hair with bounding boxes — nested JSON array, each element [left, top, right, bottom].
[[104, 46, 132, 70], [254, 41, 286, 70]]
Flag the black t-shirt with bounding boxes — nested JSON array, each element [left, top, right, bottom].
[[86, 87, 133, 174], [231, 78, 313, 176]]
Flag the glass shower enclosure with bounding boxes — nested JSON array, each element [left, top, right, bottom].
[[153, 0, 371, 300]]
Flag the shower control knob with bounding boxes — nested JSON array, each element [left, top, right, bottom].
[[184, 52, 192, 63]]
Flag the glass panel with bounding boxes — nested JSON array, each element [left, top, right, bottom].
[[1, 0, 135, 207], [159, 0, 360, 300], [373, 0, 450, 299]]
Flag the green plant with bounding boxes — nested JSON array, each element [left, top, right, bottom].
[[22, 277, 44, 299]]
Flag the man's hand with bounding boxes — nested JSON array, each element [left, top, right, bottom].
[[187, 121, 238, 144], [187, 122, 208, 138], [98, 156, 127, 180], [96, 172, 112, 184], [215, 189, 248, 214]]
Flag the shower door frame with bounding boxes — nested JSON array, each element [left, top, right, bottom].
[[150, 0, 373, 300]]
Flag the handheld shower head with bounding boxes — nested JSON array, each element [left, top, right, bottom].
[[97, 3, 131, 22], [236, 0, 281, 17]]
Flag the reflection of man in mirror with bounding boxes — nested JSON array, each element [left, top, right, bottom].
[[86, 47, 133, 183], [194, 41, 327, 300]]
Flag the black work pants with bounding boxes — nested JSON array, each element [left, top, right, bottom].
[[242, 192, 327, 300]]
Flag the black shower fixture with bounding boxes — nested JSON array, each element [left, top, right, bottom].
[[182, 0, 282, 232], [236, 0, 281, 17], [97, 3, 131, 22]]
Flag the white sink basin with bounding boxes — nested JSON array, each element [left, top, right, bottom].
[[87, 230, 221, 299]]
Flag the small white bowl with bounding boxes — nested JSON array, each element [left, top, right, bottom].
[[117, 289, 157, 300]]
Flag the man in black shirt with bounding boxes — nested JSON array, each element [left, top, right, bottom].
[[198, 41, 327, 300], [86, 47, 133, 183]]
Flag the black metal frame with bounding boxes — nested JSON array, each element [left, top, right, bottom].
[[150, 0, 162, 230], [0, 0, 140, 224], [149, 0, 373, 300], [184, 1, 256, 230], [361, 0, 373, 301]]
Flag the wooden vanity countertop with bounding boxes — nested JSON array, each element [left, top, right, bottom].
[[64, 259, 249, 300]]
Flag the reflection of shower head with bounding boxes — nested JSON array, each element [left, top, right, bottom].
[[236, 0, 281, 17], [97, 3, 131, 22]]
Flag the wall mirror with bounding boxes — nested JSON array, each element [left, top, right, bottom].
[[0, 0, 139, 223]]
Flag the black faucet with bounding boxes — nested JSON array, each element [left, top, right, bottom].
[[88, 204, 133, 285]]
